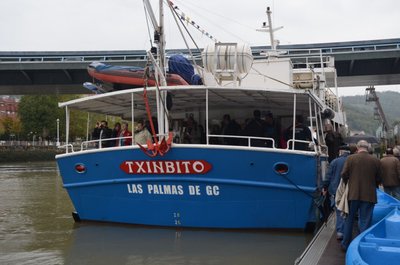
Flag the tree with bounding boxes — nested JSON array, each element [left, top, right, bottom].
[[18, 95, 108, 142], [18, 95, 66, 140]]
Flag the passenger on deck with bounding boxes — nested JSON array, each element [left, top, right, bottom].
[[98, 120, 113, 148], [119, 122, 132, 146], [91, 121, 101, 147], [243, 110, 266, 147], [134, 119, 152, 145], [209, 124, 221, 145], [145, 116, 158, 141], [182, 115, 200, 144], [263, 111, 278, 148], [110, 122, 121, 147], [221, 114, 242, 145], [284, 115, 312, 151]]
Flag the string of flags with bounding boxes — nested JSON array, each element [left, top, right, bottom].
[[168, 1, 218, 43]]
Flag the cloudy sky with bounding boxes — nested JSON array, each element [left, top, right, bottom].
[[0, 0, 399, 95]]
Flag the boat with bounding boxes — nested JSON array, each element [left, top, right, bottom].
[[373, 189, 400, 224], [55, 2, 346, 229], [87, 61, 189, 91], [346, 208, 400, 265]]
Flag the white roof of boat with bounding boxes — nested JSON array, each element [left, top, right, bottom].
[[59, 85, 317, 119]]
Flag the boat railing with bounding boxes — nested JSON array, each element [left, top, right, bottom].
[[207, 134, 276, 148], [290, 55, 334, 69], [80, 136, 135, 151], [62, 135, 321, 154], [286, 139, 316, 152], [57, 143, 75, 153]]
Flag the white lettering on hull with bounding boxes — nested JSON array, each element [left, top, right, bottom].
[[126, 184, 220, 196]]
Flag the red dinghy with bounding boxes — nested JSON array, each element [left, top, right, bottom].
[[87, 62, 189, 87]]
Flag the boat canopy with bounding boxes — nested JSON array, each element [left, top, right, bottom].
[[59, 85, 319, 120]]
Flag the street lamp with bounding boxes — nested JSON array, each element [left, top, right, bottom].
[[56, 118, 60, 147]]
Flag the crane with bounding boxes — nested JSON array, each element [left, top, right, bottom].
[[365, 86, 389, 143]]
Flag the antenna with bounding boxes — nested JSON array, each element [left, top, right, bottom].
[[256, 6, 283, 50]]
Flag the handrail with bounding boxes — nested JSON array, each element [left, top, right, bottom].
[[207, 134, 276, 148], [80, 136, 135, 151], [58, 143, 74, 153], [286, 139, 315, 152]]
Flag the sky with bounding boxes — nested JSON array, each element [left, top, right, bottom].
[[0, 0, 399, 96]]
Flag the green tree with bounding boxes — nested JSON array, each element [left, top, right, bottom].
[[18, 95, 110, 142], [18, 95, 70, 140]]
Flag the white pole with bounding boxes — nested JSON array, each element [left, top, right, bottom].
[[86, 113, 89, 143], [131, 92, 135, 145], [206, 88, 209, 145], [65, 106, 70, 153], [291, 94, 297, 150], [56, 118, 60, 147]]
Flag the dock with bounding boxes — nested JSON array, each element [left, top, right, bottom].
[[295, 214, 345, 265]]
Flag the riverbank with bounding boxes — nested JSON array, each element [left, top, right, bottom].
[[0, 147, 61, 163]]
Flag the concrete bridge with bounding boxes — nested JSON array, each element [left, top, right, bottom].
[[0, 38, 399, 95]]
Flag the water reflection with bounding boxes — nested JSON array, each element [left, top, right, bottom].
[[66, 223, 309, 265], [0, 162, 310, 265]]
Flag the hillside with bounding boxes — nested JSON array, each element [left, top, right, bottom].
[[342, 91, 400, 135]]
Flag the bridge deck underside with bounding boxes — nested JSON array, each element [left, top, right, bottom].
[[1, 39, 399, 94]]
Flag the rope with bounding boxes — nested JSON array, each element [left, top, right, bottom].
[[280, 173, 315, 200], [143, 2, 154, 48], [167, 0, 204, 82], [142, 63, 158, 143], [252, 67, 295, 89]]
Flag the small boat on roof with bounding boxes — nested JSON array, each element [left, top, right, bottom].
[[87, 61, 189, 89], [346, 208, 400, 265]]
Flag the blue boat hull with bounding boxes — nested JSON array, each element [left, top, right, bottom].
[[373, 189, 400, 224], [56, 146, 320, 229], [346, 208, 400, 265]]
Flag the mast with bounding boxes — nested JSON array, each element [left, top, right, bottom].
[[266, 7, 275, 50], [143, 0, 168, 135], [158, 0, 166, 82], [256, 7, 283, 55]]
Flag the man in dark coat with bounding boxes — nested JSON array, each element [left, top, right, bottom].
[[340, 140, 382, 251], [325, 123, 344, 162], [284, 115, 312, 151], [324, 145, 357, 240], [99, 120, 112, 148], [380, 148, 400, 200], [243, 110, 266, 147]]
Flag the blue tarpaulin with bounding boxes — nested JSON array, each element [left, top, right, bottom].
[[168, 54, 202, 85]]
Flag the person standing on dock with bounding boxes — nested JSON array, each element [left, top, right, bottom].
[[340, 140, 382, 251], [380, 148, 400, 200], [324, 145, 356, 240], [325, 123, 344, 162]]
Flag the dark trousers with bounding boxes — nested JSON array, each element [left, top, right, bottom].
[[341, 200, 374, 250]]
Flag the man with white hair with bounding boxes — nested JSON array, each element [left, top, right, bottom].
[[340, 140, 382, 251]]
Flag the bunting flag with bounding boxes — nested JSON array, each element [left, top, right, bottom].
[[168, 1, 218, 43]]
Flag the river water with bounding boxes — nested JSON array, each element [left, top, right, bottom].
[[0, 162, 311, 265]]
